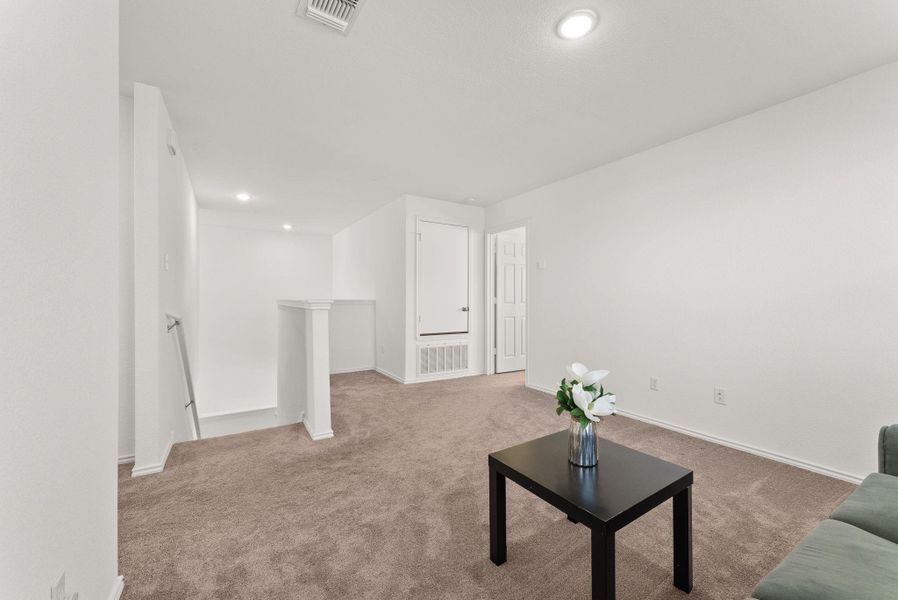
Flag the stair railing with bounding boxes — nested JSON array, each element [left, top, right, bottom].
[[166, 314, 201, 440]]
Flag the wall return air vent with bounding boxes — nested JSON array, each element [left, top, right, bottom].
[[301, 0, 364, 33], [417, 342, 469, 378]]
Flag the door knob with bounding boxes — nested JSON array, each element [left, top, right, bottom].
[[461, 306, 470, 312]]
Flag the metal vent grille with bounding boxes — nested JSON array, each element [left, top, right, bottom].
[[418, 342, 469, 377], [304, 0, 362, 33]]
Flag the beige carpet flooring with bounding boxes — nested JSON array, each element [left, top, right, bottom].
[[119, 371, 855, 600]]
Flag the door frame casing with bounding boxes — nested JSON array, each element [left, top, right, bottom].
[[484, 220, 530, 380]]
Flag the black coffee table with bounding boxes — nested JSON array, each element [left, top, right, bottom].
[[488, 431, 693, 599]]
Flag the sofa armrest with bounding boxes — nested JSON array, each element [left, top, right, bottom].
[[880, 425, 898, 476]]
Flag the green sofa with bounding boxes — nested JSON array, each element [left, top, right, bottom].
[[752, 425, 898, 600]]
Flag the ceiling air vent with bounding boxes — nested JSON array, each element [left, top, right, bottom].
[[302, 0, 363, 34]]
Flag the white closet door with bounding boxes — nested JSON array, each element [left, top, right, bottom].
[[495, 228, 526, 373], [417, 220, 469, 335]]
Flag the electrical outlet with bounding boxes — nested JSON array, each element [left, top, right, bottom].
[[649, 376, 659, 391], [714, 387, 726, 405]]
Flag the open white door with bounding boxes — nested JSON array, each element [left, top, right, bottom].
[[495, 228, 526, 373]]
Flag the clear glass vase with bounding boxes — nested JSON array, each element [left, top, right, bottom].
[[569, 415, 599, 467]]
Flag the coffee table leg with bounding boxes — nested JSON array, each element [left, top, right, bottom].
[[567, 515, 578, 524], [489, 466, 506, 565], [673, 486, 693, 592], [592, 528, 615, 600]]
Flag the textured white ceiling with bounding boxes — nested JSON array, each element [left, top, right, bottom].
[[120, 0, 898, 233]]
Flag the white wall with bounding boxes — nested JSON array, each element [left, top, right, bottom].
[[119, 96, 136, 460], [330, 300, 376, 374], [133, 83, 198, 475], [333, 195, 486, 382], [0, 0, 120, 597], [276, 301, 334, 440], [486, 62, 898, 481], [277, 304, 308, 425], [198, 210, 332, 416], [333, 197, 408, 380], [404, 196, 485, 382]]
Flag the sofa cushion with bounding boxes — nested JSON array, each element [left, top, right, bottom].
[[752, 519, 898, 600], [830, 472, 898, 545], [881, 425, 898, 477]]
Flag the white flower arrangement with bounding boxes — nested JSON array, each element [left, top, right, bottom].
[[556, 363, 617, 427]]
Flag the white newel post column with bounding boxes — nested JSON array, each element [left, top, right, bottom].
[[277, 300, 335, 441], [303, 301, 334, 440]]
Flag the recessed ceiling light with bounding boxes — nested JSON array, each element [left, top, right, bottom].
[[557, 9, 597, 40], [236, 193, 252, 202], [282, 224, 293, 231]]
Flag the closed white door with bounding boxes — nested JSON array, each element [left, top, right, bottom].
[[417, 220, 469, 335], [495, 228, 526, 373]]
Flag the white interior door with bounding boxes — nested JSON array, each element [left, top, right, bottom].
[[417, 220, 469, 335], [495, 228, 526, 373]]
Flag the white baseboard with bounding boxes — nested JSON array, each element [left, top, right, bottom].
[[617, 409, 863, 485], [198, 405, 276, 420], [406, 370, 483, 385], [130, 435, 174, 478], [330, 366, 375, 375], [524, 383, 863, 485], [303, 421, 334, 441], [376, 367, 483, 385], [198, 406, 279, 439], [526, 382, 555, 395], [117, 454, 135, 465], [375, 367, 407, 384], [107, 576, 124, 600]]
